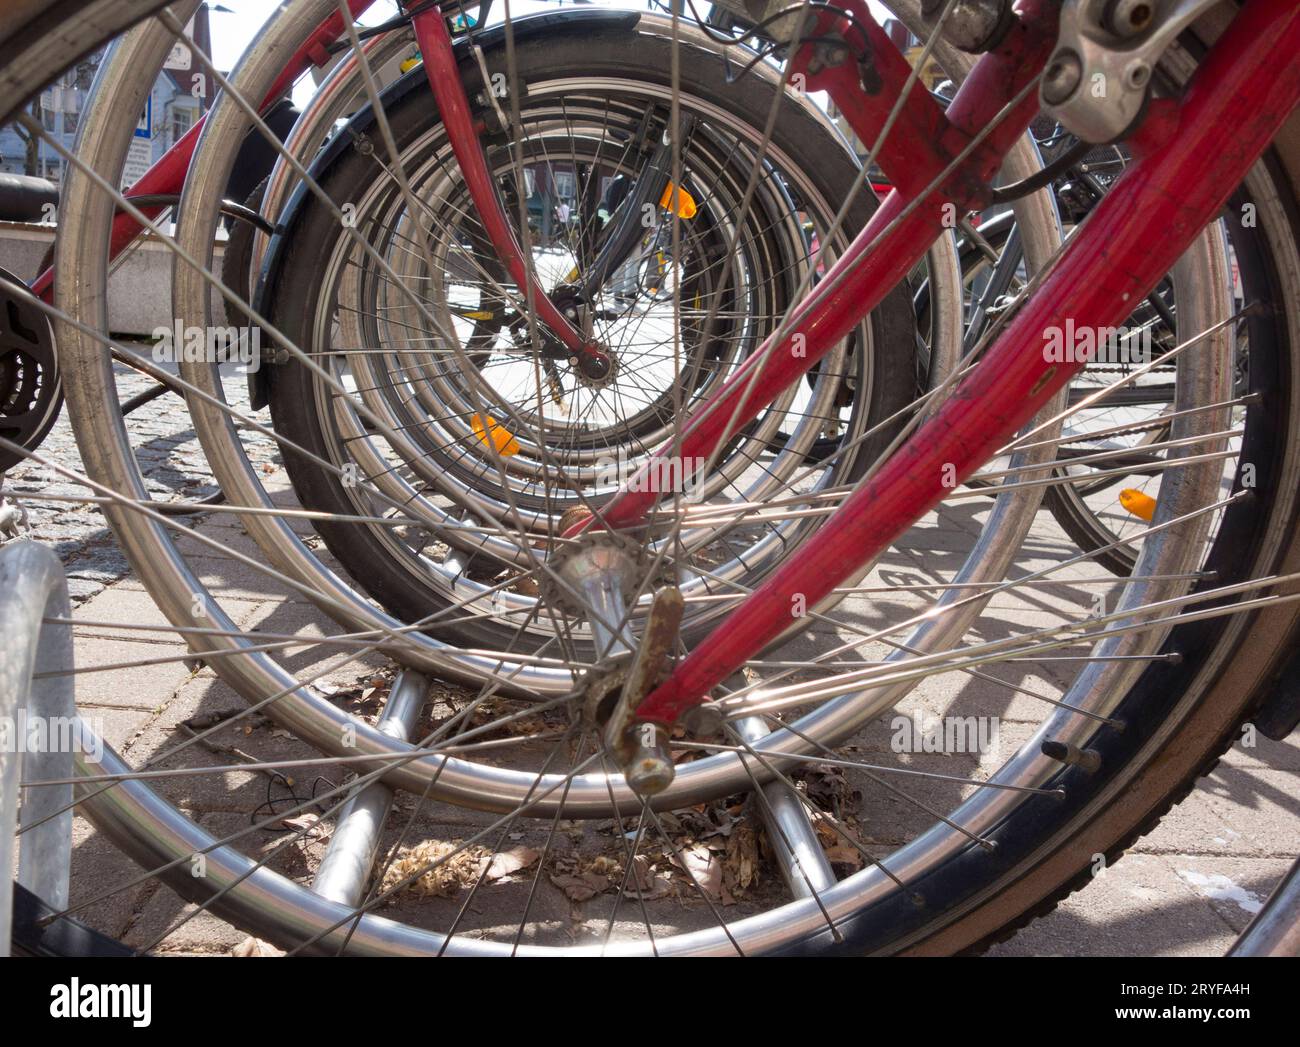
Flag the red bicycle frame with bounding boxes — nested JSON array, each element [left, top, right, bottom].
[[615, 0, 1300, 726], [410, 12, 609, 374], [32, 1, 1300, 728]]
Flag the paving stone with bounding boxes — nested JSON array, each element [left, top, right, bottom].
[[1230, 730, 1300, 772], [64, 543, 132, 581], [75, 582, 266, 642], [120, 836, 257, 955], [65, 577, 107, 602], [1165, 854, 1292, 933], [986, 851, 1240, 957], [60, 815, 154, 943], [184, 554, 303, 604], [1194, 766, 1300, 857], [70, 636, 198, 711], [75, 584, 182, 634], [76, 705, 153, 751], [1136, 784, 1256, 858]]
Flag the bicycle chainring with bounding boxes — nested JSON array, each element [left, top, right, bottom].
[[0, 266, 63, 471]]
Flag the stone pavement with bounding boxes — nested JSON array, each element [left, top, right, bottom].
[[3, 352, 1297, 955]]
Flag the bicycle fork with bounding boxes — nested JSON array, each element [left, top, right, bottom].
[[411, 10, 690, 383], [597, 1, 1300, 763]]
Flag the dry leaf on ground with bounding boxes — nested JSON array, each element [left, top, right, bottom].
[[383, 840, 487, 899], [230, 936, 284, 957], [480, 846, 540, 882], [722, 823, 761, 898], [549, 871, 610, 902], [823, 844, 866, 873], [281, 813, 330, 841], [669, 843, 727, 903], [799, 764, 861, 813], [624, 854, 674, 901]]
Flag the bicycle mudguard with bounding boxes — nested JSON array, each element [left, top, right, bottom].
[[247, 7, 642, 410]]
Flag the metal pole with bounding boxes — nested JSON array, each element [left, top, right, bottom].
[[0, 540, 75, 956], [1229, 855, 1300, 956], [734, 717, 836, 900], [310, 670, 427, 906]]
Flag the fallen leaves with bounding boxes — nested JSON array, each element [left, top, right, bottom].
[[281, 813, 330, 841], [481, 845, 540, 882], [822, 844, 866, 873], [623, 855, 673, 901], [230, 936, 284, 957], [721, 823, 761, 900], [797, 763, 861, 817], [371, 802, 780, 912], [669, 844, 727, 904], [383, 840, 490, 899], [809, 808, 867, 874], [549, 854, 625, 902], [549, 871, 609, 903], [465, 698, 554, 738], [382, 841, 541, 900]]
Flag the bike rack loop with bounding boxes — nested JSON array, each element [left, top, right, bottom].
[[0, 540, 75, 956], [1229, 854, 1300, 957]]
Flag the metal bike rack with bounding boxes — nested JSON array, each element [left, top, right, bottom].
[[0, 540, 76, 956], [1228, 854, 1300, 957], [733, 717, 836, 901], [311, 670, 427, 907]]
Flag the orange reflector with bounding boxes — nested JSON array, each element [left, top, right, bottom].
[[1119, 488, 1157, 522], [471, 413, 520, 457], [659, 182, 697, 219]]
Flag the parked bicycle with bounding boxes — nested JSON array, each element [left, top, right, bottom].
[[0, 0, 1298, 956]]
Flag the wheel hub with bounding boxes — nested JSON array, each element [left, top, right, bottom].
[[546, 287, 617, 388]]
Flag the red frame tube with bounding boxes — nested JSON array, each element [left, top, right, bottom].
[[632, 0, 1300, 725], [410, 10, 605, 368], [568, 0, 1059, 537]]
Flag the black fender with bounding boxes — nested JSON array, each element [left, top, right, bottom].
[[247, 7, 642, 409]]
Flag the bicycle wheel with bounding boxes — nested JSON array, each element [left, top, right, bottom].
[[5, 0, 1298, 957], [260, 23, 916, 652], [955, 213, 1194, 576]]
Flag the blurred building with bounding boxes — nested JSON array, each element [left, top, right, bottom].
[[0, 3, 218, 187]]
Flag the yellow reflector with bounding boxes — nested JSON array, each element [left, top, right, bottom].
[[471, 413, 520, 457], [659, 182, 697, 219], [462, 310, 495, 322], [1119, 488, 1157, 522]]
